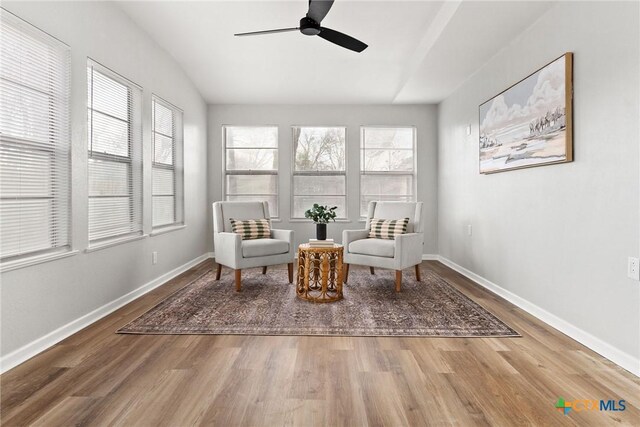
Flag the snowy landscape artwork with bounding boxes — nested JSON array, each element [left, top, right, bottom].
[[479, 53, 573, 173]]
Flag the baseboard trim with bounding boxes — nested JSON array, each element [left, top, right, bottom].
[[437, 255, 640, 377], [4, 252, 636, 377], [0, 253, 213, 374]]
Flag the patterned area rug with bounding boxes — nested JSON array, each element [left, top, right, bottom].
[[118, 266, 519, 337]]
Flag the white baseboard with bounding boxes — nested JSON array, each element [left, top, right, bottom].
[[4, 251, 637, 378], [0, 252, 213, 374], [437, 255, 640, 377]]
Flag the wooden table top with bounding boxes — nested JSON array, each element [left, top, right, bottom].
[[298, 243, 343, 252]]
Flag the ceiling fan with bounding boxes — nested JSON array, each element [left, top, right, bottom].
[[234, 0, 368, 53]]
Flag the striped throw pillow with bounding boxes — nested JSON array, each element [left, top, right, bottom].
[[230, 218, 271, 240], [369, 218, 409, 240]]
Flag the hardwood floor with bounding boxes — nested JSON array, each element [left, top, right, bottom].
[[1, 260, 638, 426]]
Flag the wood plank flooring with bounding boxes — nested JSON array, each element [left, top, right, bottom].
[[1, 260, 638, 426]]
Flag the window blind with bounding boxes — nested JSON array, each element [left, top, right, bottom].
[[360, 126, 416, 216], [292, 126, 346, 219], [0, 11, 71, 261], [152, 96, 183, 228], [223, 126, 278, 217], [87, 60, 142, 243]]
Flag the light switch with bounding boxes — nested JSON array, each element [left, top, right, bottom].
[[629, 257, 639, 280]]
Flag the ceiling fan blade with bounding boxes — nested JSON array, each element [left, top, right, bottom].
[[234, 27, 299, 37], [317, 27, 367, 52], [307, 0, 335, 23]]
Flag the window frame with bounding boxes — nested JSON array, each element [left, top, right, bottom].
[[291, 125, 348, 220], [359, 126, 417, 218], [222, 125, 279, 219], [151, 94, 184, 230], [86, 58, 143, 246], [0, 10, 72, 269]]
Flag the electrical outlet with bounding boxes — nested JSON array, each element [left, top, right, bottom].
[[152, 251, 158, 265], [466, 124, 472, 136], [467, 224, 472, 236], [628, 257, 639, 280]]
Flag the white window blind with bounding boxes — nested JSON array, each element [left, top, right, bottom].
[[360, 127, 416, 216], [223, 126, 278, 217], [292, 126, 346, 219], [87, 60, 142, 243], [152, 96, 183, 228], [0, 11, 71, 261]]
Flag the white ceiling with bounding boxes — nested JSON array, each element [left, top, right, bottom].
[[117, 1, 552, 104]]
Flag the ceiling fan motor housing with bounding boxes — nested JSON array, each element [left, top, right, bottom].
[[300, 16, 321, 35]]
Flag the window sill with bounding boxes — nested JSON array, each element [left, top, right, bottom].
[[86, 234, 147, 253], [1, 249, 79, 273], [151, 224, 186, 236]]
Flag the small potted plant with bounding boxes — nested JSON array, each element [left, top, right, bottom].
[[304, 204, 338, 240]]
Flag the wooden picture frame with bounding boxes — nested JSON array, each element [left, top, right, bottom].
[[479, 52, 573, 174]]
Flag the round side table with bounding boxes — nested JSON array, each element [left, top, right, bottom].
[[296, 243, 344, 303]]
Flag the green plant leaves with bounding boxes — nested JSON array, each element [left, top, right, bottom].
[[304, 204, 338, 223]]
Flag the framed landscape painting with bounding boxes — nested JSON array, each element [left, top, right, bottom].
[[479, 53, 573, 174]]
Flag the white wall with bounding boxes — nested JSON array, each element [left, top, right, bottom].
[[207, 105, 438, 254], [0, 2, 209, 360], [438, 1, 639, 367]]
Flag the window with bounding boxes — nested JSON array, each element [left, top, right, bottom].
[[152, 96, 183, 228], [87, 60, 142, 243], [223, 126, 278, 217], [292, 126, 346, 219], [360, 127, 416, 216], [0, 12, 71, 261]]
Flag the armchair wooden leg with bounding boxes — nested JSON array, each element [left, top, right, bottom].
[[370, 266, 375, 275], [344, 264, 350, 283], [287, 263, 293, 284], [262, 266, 267, 275], [235, 269, 242, 292], [215, 263, 222, 280], [415, 264, 422, 282], [395, 270, 402, 292]]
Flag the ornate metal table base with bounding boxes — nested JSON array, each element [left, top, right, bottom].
[[296, 244, 344, 303]]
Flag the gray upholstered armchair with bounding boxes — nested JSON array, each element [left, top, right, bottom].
[[213, 201, 295, 291], [343, 201, 424, 292]]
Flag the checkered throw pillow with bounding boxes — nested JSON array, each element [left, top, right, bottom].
[[230, 218, 271, 240], [368, 218, 409, 240]]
